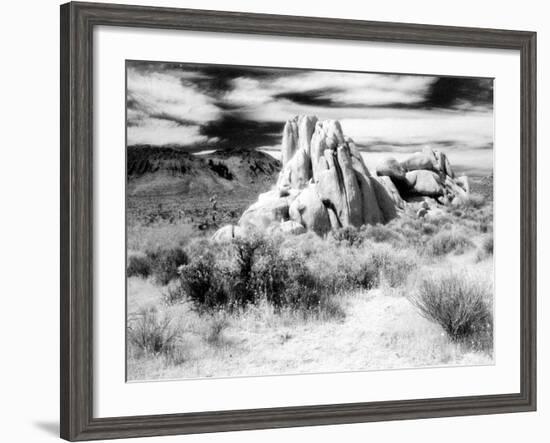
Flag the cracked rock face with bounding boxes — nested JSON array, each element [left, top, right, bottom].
[[379, 146, 469, 205], [212, 115, 471, 239], [235, 116, 399, 236]]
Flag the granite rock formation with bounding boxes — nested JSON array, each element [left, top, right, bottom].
[[212, 115, 471, 240]]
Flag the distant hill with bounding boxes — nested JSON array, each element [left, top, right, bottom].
[[127, 146, 281, 200]]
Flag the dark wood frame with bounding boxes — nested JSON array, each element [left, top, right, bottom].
[[60, 1, 537, 441]]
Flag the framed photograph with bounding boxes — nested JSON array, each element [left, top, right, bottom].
[[60, 1, 536, 440]]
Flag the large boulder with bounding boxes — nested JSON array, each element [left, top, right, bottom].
[[289, 184, 331, 235], [376, 156, 407, 182], [455, 175, 470, 194], [277, 148, 312, 190], [277, 116, 319, 191], [337, 145, 365, 226], [372, 176, 404, 222], [433, 149, 455, 178], [211, 225, 245, 242], [281, 118, 298, 166], [444, 175, 469, 205], [239, 190, 293, 230], [401, 151, 435, 172], [316, 145, 384, 228], [406, 170, 444, 197]]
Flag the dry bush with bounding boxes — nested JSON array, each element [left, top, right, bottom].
[[384, 214, 441, 248], [127, 307, 179, 356], [176, 253, 227, 310], [457, 193, 486, 210], [483, 234, 494, 255], [146, 247, 188, 285], [128, 221, 196, 252], [475, 234, 494, 263], [171, 236, 328, 313], [368, 245, 417, 288], [127, 253, 151, 278], [409, 272, 493, 346], [360, 224, 404, 245], [427, 230, 474, 256], [303, 243, 377, 293], [225, 236, 267, 306], [331, 226, 365, 246], [421, 222, 438, 236], [203, 313, 229, 346]]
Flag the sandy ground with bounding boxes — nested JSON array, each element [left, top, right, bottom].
[[127, 274, 492, 381]]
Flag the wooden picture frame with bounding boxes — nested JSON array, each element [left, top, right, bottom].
[[60, 1, 536, 440]]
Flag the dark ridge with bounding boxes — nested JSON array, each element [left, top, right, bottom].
[[127, 146, 198, 178], [208, 160, 233, 180]]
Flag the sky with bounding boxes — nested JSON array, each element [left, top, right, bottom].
[[126, 61, 494, 176]]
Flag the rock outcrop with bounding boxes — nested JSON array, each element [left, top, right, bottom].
[[232, 116, 399, 236], [212, 115, 471, 239], [376, 146, 470, 206]]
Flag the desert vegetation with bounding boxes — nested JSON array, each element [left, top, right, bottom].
[[127, 190, 494, 380]]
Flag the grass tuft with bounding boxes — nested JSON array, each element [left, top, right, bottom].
[[127, 307, 179, 356], [409, 272, 493, 349], [427, 230, 474, 256]]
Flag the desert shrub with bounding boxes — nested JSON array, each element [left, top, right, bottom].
[[177, 253, 227, 311], [477, 221, 490, 233], [146, 247, 188, 285], [427, 230, 474, 256], [421, 223, 438, 236], [361, 224, 404, 245], [282, 265, 322, 309], [409, 272, 493, 344], [252, 243, 294, 306], [385, 215, 429, 248], [304, 245, 377, 293], [315, 293, 346, 321], [458, 193, 486, 210], [475, 234, 494, 262], [169, 234, 377, 315], [225, 236, 266, 306], [331, 226, 364, 246], [174, 235, 340, 314], [162, 280, 187, 305], [483, 234, 494, 255], [252, 243, 325, 310], [127, 307, 179, 356], [428, 214, 454, 229], [203, 313, 229, 346], [127, 222, 196, 251], [368, 246, 417, 288], [127, 253, 151, 278]]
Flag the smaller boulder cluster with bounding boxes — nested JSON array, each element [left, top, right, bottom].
[[376, 146, 470, 207], [212, 115, 471, 241]]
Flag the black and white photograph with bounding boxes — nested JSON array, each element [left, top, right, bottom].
[[126, 61, 495, 381]]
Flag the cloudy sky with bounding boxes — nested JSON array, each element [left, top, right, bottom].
[[127, 61, 494, 175]]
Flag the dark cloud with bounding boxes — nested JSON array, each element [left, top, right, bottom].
[[423, 77, 493, 109], [191, 65, 283, 94], [274, 88, 341, 107], [200, 114, 282, 150]]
